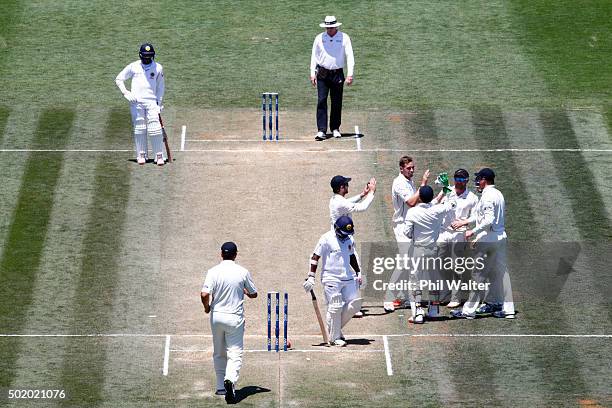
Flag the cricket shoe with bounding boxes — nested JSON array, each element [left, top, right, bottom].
[[408, 311, 425, 324], [493, 310, 516, 319], [215, 389, 226, 396], [224, 379, 236, 404], [353, 310, 364, 318], [330, 338, 347, 347], [383, 302, 395, 313], [427, 302, 440, 318], [155, 152, 165, 166], [476, 303, 502, 315], [332, 129, 341, 138], [137, 152, 146, 165], [315, 131, 326, 141], [450, 309, 475, 319], [446, 301, 462, 308]]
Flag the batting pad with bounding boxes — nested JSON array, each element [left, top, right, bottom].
[[133, 128, 148, 159], [148, 119, 164, 160]]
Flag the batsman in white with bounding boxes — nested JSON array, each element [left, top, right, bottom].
[[328, 175, 376, 318], [115, 43, 166, 166], [304, 216, 361, 347]]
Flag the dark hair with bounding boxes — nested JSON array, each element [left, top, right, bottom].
[[419, 185, 434, 203], [399, 156, 413, 168], [454, 169, 469, 179]]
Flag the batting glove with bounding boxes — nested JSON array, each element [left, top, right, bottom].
[[123, 92, 137, 103], [303, 276, 315, 293]]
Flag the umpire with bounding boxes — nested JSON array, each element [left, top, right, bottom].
[[201, 242, 258, 403], [310, 15, 355, 141]]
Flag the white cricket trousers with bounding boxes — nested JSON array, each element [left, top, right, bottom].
[[462, 235, 515, 315], [323, 279, 359, 342], [211, 311, 244, 390], [385, 223, 413, 302]]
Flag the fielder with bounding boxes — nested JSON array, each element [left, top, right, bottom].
[[328, 175, 376, 318], [329, 175, 376, 226], [450, 168, 515, 319], [303, 216, 362, 346], [201, 242, 258, 403], [404, 185, 455, 323], [384, 155, 430, 312], [436, 169, 479, 308], [115, 43, 166, 165]]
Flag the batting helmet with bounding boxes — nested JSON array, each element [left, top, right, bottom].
[[139, 43, 155, 63], [334, 215, 355, 240]]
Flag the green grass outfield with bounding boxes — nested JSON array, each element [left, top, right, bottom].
[[0, 1, 611, 407]]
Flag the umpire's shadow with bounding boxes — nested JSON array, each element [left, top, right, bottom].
[[234, 385, 271, 403]]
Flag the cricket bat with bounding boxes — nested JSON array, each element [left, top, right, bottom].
[[158, 114, 172, 162], [310, 290, 330, 345]]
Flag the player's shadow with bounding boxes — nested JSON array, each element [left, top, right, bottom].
[[357, 307, 387, 316], [234, 385, 271, 403], [315, 132, 364, 141], [345, 338, 375, 346]]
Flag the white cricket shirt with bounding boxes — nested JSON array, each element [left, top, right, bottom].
[[391, 173, 416, 224], [310, 31, 355, 77], [329, 192, 374, 226], [313, 230, 355, 283], [405, 201, 455, 246], [440, 188, 479, 231], [470, 185, 506, 240], [115, 60, 165, 104], [201, 260, 258, 316]]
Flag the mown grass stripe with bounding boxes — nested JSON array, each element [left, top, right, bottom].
[[606, 106, 612, 140], [458, 106, 590, 400], [58, 108, 131, 406], [540, 110, 612, 240], [0, 106, 9, 144], [0, 108, 74, 387], [471, 106, 540, 241]]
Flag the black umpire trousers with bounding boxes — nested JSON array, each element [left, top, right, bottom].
[[316, 67, 345, 133]]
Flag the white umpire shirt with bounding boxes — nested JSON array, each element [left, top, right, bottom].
[[310, 31, 355, 77], [440, 188, 479, 232], [313, 230, 355, 284], [405, 201, 456, 246], [115, 61, 165, 105], [201, 260, 258, 316], [468, 185, 506, 242], [391, 173, 416, 225], [329, 192, 374, 226]]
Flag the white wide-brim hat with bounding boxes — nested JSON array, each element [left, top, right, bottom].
[[319, 15, 342, 28]]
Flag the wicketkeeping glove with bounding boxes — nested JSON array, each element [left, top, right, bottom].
[[435, 172, 451, 194]]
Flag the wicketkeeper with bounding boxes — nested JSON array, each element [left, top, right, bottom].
[[115, 43, 166, 165], [303, 216, 362, 346]]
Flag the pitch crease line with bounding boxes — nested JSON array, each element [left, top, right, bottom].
[[0, 148, 611, 153], [170, 348, 385, 353], [163, 335, 171, 376], [0, 333, 610, 338], [383, 335, 393, 376], [183, 148, 612, 153]]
